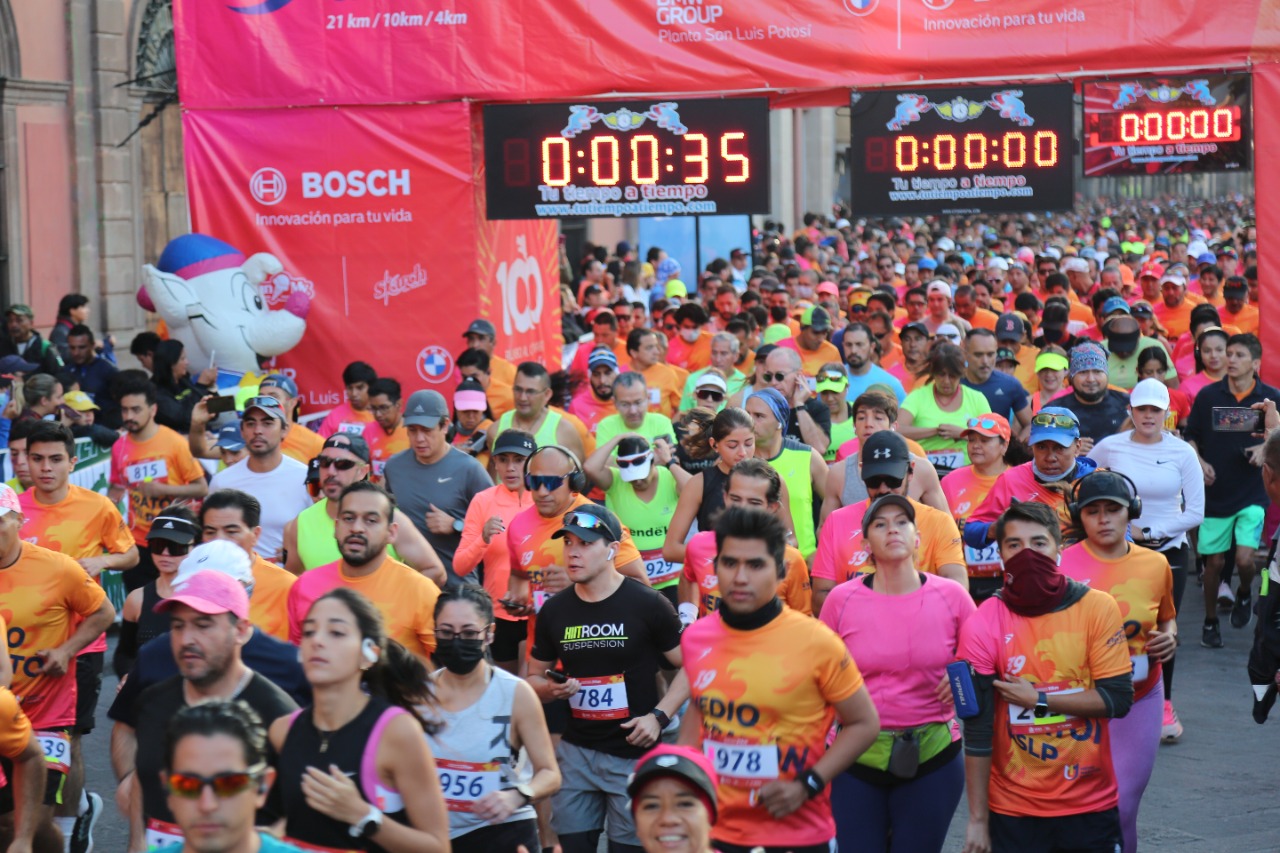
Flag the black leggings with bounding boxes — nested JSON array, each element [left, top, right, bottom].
[[1162, 544, 1189, 700], [451, 818, 540, 853]]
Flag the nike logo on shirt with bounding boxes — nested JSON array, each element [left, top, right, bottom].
[[438, 477, 453, 483]]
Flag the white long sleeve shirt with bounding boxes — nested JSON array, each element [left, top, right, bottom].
[[1090, 429, 1206, 550]]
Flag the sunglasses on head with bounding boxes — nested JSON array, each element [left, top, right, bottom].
[[761, 371, 793, 383], [525, 473, 568, 492], [167, 765, 266, 800], [1031, 412, 1078, 429], [563, 510, 615, 538], [616, 452, 652, 469], [865, 475, 904, 491], [696, 389, 725, 402], [317, 456, 359, 471], [818, 369, 846, 383], [967, 417, 1002, 432], [149, 540, 190, 557]]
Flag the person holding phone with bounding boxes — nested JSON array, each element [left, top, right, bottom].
[[1184, 333, 1280, 645]]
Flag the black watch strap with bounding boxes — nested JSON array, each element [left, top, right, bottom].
[[800, 768, 825, 799], [651, 708, 671, 729]]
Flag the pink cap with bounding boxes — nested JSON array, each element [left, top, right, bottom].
[[454, 389, 488, 412], [155, 570, 250, 620], [816, 281, 839, 297], [0, 484, 20, 517]]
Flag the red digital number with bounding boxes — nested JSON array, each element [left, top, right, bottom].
[[542, 137, 570, 187], [721, 133, 749, 183], [503, 139, 530, 186], [684, 134, 709, 184]]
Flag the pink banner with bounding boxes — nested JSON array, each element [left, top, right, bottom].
[[181, 1, 1273, 109], [183, 102, 557, 408]]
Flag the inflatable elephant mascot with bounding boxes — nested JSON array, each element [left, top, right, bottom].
[[138, 233, 310, 376]]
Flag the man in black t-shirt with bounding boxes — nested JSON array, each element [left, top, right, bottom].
[[1053, 342, 1130, 453], [529, 504, 686, 853], [109, 570, 297, 851]]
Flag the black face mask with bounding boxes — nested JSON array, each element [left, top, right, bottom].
[[433, 637, 487, 675]]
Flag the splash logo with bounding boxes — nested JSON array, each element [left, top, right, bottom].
[[416, 345, 454, 384], [250, 168, 287, 206], [227, 0, 294, 14], [842, 0, 879, 15]]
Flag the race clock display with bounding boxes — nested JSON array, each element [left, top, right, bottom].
[[482, 98, 770, 220], [848, 83, 1074, 216], [1082, 75, 1251, 176]]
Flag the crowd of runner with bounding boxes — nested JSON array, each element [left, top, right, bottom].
[[1, 196, 1277, 853]]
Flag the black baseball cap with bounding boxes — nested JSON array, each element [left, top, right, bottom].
[[860, 430, 910, 481], [1104, 317, 1141, 357], [492, 430, 536, 458], [900, 321, 930, 340], [1073, 470, 1134, 510], [552, 503, 623, 543], [322, 432, 371, 463], [463, 318, 496, 338], [861, 493, 916, 537], [147, 514, 200, 545], [995, 313, 1025, 342]]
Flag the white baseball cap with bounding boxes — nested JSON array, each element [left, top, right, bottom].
[[1129, 378, 1170, 411]]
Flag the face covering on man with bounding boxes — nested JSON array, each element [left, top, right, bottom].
[[680, 328, 700, 344]]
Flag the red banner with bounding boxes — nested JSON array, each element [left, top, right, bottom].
[[180, 1, 1274, 109], [182, 102, 564, 408]]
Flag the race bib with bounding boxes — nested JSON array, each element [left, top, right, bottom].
[[648, 387, 661, 405], [127, 459, 168, 484], [926, 451, 963, 471], [35, 730, 70, 774], [1130, 654, 1149, 683], [704, 738, 779, 786], [339, 422, 365, 435], [569, 674, 630, 720], [641, 549, 681, 585], [145, 818, 184, 851], [1007, 686, 1083, 729], [435, 759, 502, 813], [533, 590, 549, 613], [964, 542, 1002, 578], [372, 459, 387, 478]]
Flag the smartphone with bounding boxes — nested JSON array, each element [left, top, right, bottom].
[[206, 395, 237, 415], [1211, 406, 1264, 433], [544, 669, 568, 684]]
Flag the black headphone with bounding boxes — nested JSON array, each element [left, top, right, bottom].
[[1068, 469, 1142, 525], [523, 444, 587, 493]]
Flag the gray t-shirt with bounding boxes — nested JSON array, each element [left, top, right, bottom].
[[383, 446, 493, 585]]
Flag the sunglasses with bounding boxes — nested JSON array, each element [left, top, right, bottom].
[[317, 456, 360, 471], [696, 389, 725, 402], [761, 371, 794, 383], [818, 370, 847, 383], [1030, 412, 1079, 429], [563, 510, 616, 538], [967, 417, 1002, 432], [865, 475, 904, 491], [149, 540, 190, 557], [616, 452, 652, 469], [167, 765, 266, 800], [525, 473, 568, 492]]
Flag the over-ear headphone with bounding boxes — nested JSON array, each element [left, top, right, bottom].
[[1068, 469, 1142, 525], [524, 444, 587, 493], [361, 637, 379, 666]]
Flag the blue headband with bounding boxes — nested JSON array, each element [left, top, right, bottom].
[[749, 387, 790, 426]]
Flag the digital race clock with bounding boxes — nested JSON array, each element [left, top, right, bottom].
[[482, 98, 770, 220], [848, 83, 1074, 216], [1082, 75, 1251, 177]]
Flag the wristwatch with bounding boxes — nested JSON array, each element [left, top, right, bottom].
[[800, 768, 826, 799], [452, 518, 465, 533], [348, 804, 383, 839], [515, 782, 535, 806], [650, 708, 672, 729], [1033, 691, 1050, 718]]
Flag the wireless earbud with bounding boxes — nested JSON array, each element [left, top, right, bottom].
[[361, 637, 379, 665]]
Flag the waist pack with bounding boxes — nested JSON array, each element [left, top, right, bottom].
[[855, 721, 954, 779]]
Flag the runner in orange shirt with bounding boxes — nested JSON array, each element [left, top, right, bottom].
[[679, 506, 879, 853], [627, 330, 683, 417], [20, 422, 138, 843], [453, 429, 536, 672], [957, 500, 1133, 853], [462, 318, 518, 420], [199, 489, 297, 643], [939, 415, 1014, 603], [777, 307, 841, 378], [0, 669, 57, 853], [108, 378, 208, 593], [363, 377, 410, 481], [668, 304, 713, 371]]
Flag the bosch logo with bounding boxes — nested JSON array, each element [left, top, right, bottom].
[[843, 0, 879, 15], [301, 169, 411, 199], [250, 168, 288, 206], [416, 345, 454, 384]]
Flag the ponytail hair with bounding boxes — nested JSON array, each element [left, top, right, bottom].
[[309, 588, 438, 733]]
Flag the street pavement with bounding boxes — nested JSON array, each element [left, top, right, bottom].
[[83, 576, 1277, 852]]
